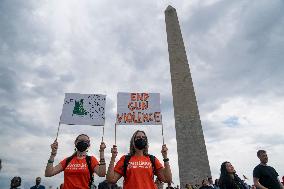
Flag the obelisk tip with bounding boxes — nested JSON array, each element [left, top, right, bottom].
[[165, 5, 176, 12]]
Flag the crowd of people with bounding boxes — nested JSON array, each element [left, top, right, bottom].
[[9, 176, 46, 189], [5, 130, 284, 189], [8, 176, 123, 189], [163, 150, 284, 189]]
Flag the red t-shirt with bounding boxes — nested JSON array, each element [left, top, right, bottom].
[[114, 155, 163, 189], [60, 156, 99, 189]]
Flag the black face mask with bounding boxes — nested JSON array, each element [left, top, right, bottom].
[[76, 141, 89, 152], [134, 138, 147, 150]]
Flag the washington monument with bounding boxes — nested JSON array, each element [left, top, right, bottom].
[[165, 5, 211, 186]]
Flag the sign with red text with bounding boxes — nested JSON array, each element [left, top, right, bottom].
[[116, 92, 162, 125]]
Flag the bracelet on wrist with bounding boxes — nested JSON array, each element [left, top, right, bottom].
[[163, 158, 169, 162], [99, 163, 106, 165], [48, 159, 54, 164]]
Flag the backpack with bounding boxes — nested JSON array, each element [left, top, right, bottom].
[[123, 154, 156, 179], [64, 154, 94, 189]]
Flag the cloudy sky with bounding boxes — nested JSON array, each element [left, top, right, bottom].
[[1, 0, 284, 188]]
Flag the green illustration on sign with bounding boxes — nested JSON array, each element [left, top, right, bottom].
[[73, 99, 88, 116]]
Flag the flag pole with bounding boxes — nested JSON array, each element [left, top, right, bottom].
[[55, 122, 61, 141], [161, 115, 165, 145], [57, 97, 64, 141], [101, 125, 105, 142], [115, 123, 117, 145], [162, 124, 165, 145]]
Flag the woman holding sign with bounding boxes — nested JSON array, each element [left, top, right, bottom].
[[106, 130, 172, 189], [45, 134, 106, 189]]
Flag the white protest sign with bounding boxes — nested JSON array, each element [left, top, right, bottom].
[[116, 92, 162, 125], [60, 93, 106, 126]]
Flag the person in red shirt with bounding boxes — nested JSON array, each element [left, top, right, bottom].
[[106, 130, 172, 189], [45, 134, 106, 189]]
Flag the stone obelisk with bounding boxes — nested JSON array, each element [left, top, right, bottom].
[[165, 5, 211, 186]]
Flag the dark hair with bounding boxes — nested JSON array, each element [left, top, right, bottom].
[[214, 179, 219, 186], [11, 176, 21, 182], [257, 150, 266, 157], [202, 179, 207, 185], [219, 162, 245, 189], [219, 162, 232, 186], [11, 176, 21, 188]]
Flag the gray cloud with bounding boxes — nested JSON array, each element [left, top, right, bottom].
[[181, 0, 284, 108]]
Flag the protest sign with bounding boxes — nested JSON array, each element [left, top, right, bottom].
[[60, 93, 106, 126], [116, 92, 162, 125]]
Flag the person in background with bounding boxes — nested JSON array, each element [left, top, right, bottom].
[[98, 180, 118, 189], [10, 176, 22, 189], [214, 179, 220, 189], [166, 183, 174, 189], [185, 183, 194, 189], [253, 150, 283, 189], [199, 179, 212, 189], [194, 184, 200, 189], [30, 177, 45, 189], [219, 161, 249, 189], [208, 177, 214, 188]]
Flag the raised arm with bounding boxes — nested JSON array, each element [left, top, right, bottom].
[[45, 140, 63, 177], [94, 141, 106, 177], [106, 145, 122, 183], [156, 144, 172, 183]]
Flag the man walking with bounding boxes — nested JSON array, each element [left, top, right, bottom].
[[253, 150, 283, 189], [30, 177, 45, 189]]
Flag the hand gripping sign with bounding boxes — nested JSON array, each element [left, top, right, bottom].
[[116, 92, 162, 125]]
